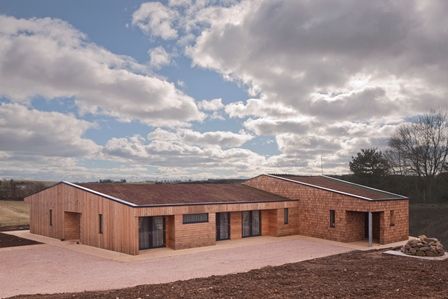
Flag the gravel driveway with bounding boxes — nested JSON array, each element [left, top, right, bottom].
[[0, 235, 352, 298]]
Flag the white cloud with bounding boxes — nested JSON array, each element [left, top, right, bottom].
[[197, 98, 224, 111], [225, 99, 298, 119], [168, 0, 192, 7], [244, 118, 313, 135], [103, 128, 260, 175], [0, 15, 203, 126], [104, 128, 253, 161], [132, 2, 178, 40], [6, 1, 448, 180], [0, 103, 99, 157], [176, 128, 252, 148], [189, 0, 448, 120], [148, 46, 171, 69]]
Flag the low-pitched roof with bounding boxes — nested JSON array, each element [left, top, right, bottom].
[[73, 182, 293, 207], [266, 174, 407, 201]]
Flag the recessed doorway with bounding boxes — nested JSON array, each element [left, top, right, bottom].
[[63, 212, 81, 240], [139, 216, 165, 250], [216, 212, 230, 241], [242, 210, 261, 238]]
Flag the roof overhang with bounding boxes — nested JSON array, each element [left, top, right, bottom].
[[264, 174, 408, 202], [26, 181, 298, 208]]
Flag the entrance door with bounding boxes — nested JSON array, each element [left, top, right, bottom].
[[63, 212, 81, 240], [216, 212, 230, 240], [139, 216, 165, 250], [364, 212, 381, 242], [242, 210, 261, 238]]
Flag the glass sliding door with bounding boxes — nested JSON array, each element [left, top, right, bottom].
[[139, 216, 165, 250], [251, 210, 261, 236], [242, 211, 251, 237], [216, 212, 230, 241], [151, 216, 165, 247], [242, 210, 261, 238]]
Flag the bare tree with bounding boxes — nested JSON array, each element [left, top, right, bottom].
[[388, 111, 448, 201]]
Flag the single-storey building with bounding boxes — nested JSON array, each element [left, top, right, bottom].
[[25, 174, 409, 255]]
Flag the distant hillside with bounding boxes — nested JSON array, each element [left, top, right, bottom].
[[0, 180, 55, 201]]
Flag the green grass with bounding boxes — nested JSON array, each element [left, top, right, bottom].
[[0, 200, 29, 227], [410, 203, 448, 247]]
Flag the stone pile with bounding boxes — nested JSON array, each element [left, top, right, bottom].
[[401, 235, 445, 257]]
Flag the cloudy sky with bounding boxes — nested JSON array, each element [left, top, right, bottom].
[[0, 0, 447, 181]]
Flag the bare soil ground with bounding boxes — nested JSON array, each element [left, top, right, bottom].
[[0, 232, 40, 248], [13, 249, 448, 299]]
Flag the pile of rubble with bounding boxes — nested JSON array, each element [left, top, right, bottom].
[[401, 235, 445, 257]]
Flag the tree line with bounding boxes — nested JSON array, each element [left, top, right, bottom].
[[347, 111, 448, 202], [0, 180, 51, 201]]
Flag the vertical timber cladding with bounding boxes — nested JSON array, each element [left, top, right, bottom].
[[244, 175, 409, 244], [26, 182, 299, 255], [26, 183, 138, 255]]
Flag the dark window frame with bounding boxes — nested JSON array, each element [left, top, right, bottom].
[[284, 208, 289, 224], [242, 210, 261, 238], [138, 216, 166, 250], [216, 212, 231, 241], [330, 210, 336, 228], [183, 213, 209, 224], [49, 209, 53, 226], [99, 214, 103, 234], [390, 210, 395, 227]]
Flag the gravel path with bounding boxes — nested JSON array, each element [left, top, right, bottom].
[[0, 236, 351, 298]]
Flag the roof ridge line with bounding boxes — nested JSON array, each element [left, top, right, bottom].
[[265, 174, 379, 201], [320, 175, 407, 199]]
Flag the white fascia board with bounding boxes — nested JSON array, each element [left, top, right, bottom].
[[321, 175, 408, 199], [265, 174, 377, 201], [62, 181, 138, 207]]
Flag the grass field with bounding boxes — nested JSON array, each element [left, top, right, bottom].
[[0, 200, 29, 228]]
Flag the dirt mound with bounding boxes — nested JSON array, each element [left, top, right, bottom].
[[401, 235, 445, 257]]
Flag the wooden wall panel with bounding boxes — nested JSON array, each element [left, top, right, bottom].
[[63, 212, 81, 240], [26, 182, 301, 255], [171, 214, 216, 249], [245, 175, 409, 244], [133, 201, 299, 217], [230, 212, 242, 240], [261, 210, 276, 236], [26, 183, 138, 255]]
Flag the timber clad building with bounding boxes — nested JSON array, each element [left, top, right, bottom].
[[25, 174, 409, 255]]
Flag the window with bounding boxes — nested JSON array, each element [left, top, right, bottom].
[[49, 209, 53, 226], [183, 213, 208, 224], [390, 210, 395, 227], [284, 208, 289, 224], [329, 210, 336, 228], [99, 214, 103, 234]]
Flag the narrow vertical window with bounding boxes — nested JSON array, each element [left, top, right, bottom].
[[390, 210, 395, 227], [99, 214, 103, 234], [330, 210, 336, 228], [284, 208, 289, 224], [49, 209, 53, 226]]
